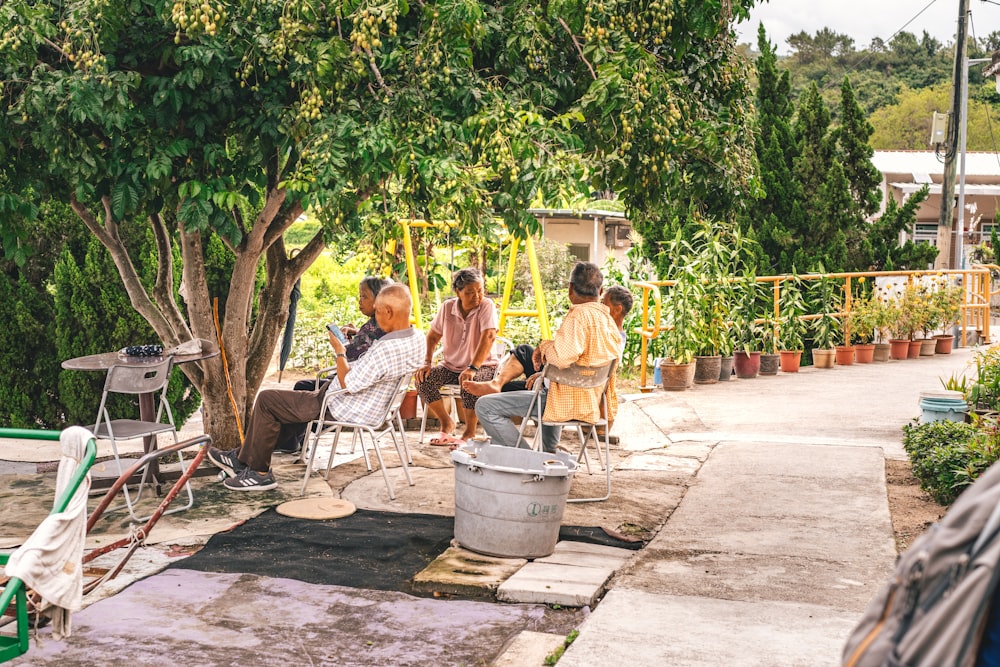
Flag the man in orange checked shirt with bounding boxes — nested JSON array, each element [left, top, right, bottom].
[[472, 262, 621, 454]]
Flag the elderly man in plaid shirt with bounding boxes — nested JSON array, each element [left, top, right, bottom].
[[473, 262, 621, 454], [208, 284, 425, 491]]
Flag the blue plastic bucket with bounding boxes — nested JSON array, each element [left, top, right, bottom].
[[919, 397, 968, 424]]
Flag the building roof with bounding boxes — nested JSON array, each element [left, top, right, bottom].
[[873, 150, 1000, 177], [528, 208, 629, 222]]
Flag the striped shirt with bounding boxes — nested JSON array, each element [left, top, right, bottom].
[[537, 301, 621, 424], [325, 327, 425, 426]]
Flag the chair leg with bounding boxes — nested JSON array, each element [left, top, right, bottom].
[[389, 428, 414, 487], [568, 425, 612, 503], [365, 426, 396, 500], [300, 424, 324, 496], [396, 413, 414, 465], [325, 426, 346, 480]]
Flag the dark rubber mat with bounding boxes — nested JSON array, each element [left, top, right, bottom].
[[172, 508, 641, 594]]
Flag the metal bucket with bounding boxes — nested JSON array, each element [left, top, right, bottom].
[[451, 442, 577, 558]]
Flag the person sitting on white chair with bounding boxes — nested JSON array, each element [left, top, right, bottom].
[[472, 262, 622, 454], [207, 285, 425, 491]]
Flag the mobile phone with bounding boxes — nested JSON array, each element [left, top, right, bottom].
[[326, 323, 347, 343]]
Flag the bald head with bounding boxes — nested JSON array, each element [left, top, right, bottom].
[[374, 283, 413, 333]]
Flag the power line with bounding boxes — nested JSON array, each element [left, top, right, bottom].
[[843, 0, 943, 77], [968, 12, 1000, 168]]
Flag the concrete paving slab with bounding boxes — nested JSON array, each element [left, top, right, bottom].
[[412, 546, 527, 598], [613, 397, 673, 451], [492, 630, 569, 667], [497, 560, 615, 607], [651, 442, 895, 558], [662, 440, 715, 460], [558, 589, 858, 667], [614, 441, 896, 612], [534, 541, 634, 570], [618, 452, 701, 473]]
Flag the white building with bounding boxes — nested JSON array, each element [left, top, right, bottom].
[[872, 150, 1000, 269], [530, 208, 633, 267]]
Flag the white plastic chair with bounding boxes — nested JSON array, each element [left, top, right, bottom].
[[418, 336, 514, 443], [300, 374, 414, 500], [516, 358, 618, 503], [92, 356, 193, 521]]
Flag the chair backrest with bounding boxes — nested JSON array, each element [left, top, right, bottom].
[[103, 357, 174, 395], [542, 358, 618, 392], [386, 373, 413, 415]]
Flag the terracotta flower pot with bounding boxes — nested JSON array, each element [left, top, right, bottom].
[[759, 353, 780, 376], [399, 389, 418, 420], [855, 343, 876, 363], [779, 350, 802, 373], [934, 334, 955, 355], [660, 361, 696, 391], [907, 340, 923, 359], [718, 356, 734, 382], [812, 348, 835, 369], [919, 338, 937, 357], [889, 339, 910, 360], [733, 351, 761, 379], [835, 346, 855, 366]]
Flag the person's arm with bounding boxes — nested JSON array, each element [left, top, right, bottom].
[[415, 329, 442, 383], [329, 330, 351, 387], [459, 328, 497, 384], [343, 318, 383, 361]]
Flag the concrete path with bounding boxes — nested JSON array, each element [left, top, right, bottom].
[[559, 348, 975, 666]]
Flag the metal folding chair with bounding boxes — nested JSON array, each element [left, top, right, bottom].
[[516, 358, 618, 503], [92, 356, 193, 521], [0, 427, 96, 662], [418, 336, 514, 443], [300, 374, 415, 500]]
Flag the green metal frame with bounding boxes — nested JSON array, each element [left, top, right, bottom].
[[0, 428, 97, 663]]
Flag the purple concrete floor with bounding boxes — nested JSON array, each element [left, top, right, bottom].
[[9, 569, 584, 666]]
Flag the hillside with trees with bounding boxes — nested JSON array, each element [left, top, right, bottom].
[[738, 26, 1000, 150]]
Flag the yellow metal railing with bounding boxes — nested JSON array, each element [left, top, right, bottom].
[[634, 268, 994, 391], [399, 219, 551, 338]]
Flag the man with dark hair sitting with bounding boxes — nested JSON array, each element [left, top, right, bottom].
[[207, 284, 425, 491]]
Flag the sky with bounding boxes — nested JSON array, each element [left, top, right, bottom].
[[734, 0, 1000, 54]]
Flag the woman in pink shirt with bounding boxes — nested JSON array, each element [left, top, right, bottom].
[[414, 268, 498, 446]]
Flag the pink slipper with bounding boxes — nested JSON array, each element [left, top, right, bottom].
[[429, 433, 466, 447]]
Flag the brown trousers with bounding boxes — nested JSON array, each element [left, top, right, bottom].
[[237, 387, 326, 471]]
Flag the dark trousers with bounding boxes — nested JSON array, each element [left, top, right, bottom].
[[237, 387, 326, 471], [501, 344, 540, 392]]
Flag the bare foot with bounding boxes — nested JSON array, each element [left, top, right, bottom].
[[462, 379, 501, 397]]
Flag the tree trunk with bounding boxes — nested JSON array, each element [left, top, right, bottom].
[[70, 187, 323, 450]]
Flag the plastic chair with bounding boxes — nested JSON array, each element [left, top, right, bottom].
[[516, 358, 618, 503], [418, 336, 514, 443], [0, 428, 97, 663], [300, 374, 415, 500], [92, 356, 192, 521]]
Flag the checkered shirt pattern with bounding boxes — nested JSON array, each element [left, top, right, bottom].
[[324, 327, 426, 426], [537, 301, 621, 424]]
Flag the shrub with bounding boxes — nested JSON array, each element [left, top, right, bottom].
[[902, 419, 997, 505]]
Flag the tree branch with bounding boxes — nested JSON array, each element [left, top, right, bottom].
[[558, 18, 596, 81], [148, 211, 190, 345]]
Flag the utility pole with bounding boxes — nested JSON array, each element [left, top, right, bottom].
[[938, 0, 970, 268]]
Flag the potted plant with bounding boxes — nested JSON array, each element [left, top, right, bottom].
[[731, 273, 763, 379], [661, 268, 702, 390], [847, 291, 878, 363], [809, 272, 842, 368], [758, 314, 781, 375], [931, 281, 963, 354], [778, 275, 807, 373]]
